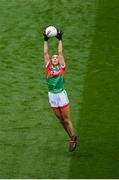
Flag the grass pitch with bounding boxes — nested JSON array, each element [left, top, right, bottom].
[[0, 0, 119, 178]]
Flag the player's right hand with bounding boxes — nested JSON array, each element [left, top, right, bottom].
[[43, 32, 49, 41]]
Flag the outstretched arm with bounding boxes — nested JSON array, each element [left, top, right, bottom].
[[58, 40, 65, 67], [56, 30, 65, 67], [43, 33, 50, 66]]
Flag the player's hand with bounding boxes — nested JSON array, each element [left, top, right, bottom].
[[56, 29, 63, 40], [43, 32, 49, 41]]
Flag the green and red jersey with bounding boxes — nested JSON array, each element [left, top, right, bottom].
[[46, 61, 65, 93]]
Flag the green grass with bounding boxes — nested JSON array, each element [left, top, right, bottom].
[[0, 0, 119, 178], [69, 0, 119, 178]]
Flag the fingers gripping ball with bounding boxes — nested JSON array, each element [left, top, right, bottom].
[[43, 32, 49, 41], [56, 30, 63, 40]]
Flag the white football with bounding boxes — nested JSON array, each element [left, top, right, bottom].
[[45, 26, 57, 37]]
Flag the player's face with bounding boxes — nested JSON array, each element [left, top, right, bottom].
[[51, 55, 59, 65]]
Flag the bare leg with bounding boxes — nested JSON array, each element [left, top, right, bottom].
[[52, 108, 63, 121], [52, 107, 74, 138], [52, 106, 77, 151], [60, 105, 75, 138]]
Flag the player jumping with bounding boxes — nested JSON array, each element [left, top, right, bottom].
[[43, 30, 77, 152]]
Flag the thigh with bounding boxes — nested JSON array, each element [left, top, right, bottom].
[[52, 108, 63, 120], [60, 105, 70, 119]]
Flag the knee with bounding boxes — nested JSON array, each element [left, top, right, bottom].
[[62, 113, 69, 120], [62, 118, 70, 126]]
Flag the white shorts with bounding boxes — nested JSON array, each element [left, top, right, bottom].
[[48, 90, 69, 109]]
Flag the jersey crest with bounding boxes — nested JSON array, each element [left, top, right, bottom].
[[46, 62, 65, 76]]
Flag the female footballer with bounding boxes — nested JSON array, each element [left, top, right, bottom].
[[43, 30, 77, 152]]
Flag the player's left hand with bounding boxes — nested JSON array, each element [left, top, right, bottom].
[[56, 29, 63, 40]]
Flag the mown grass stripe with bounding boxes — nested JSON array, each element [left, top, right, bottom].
[[69, 0, 119, 178]]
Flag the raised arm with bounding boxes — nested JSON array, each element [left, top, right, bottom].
[[56, 30, 65, 67], [58, 40, 65, 67], [43, 33, 50, 65]]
